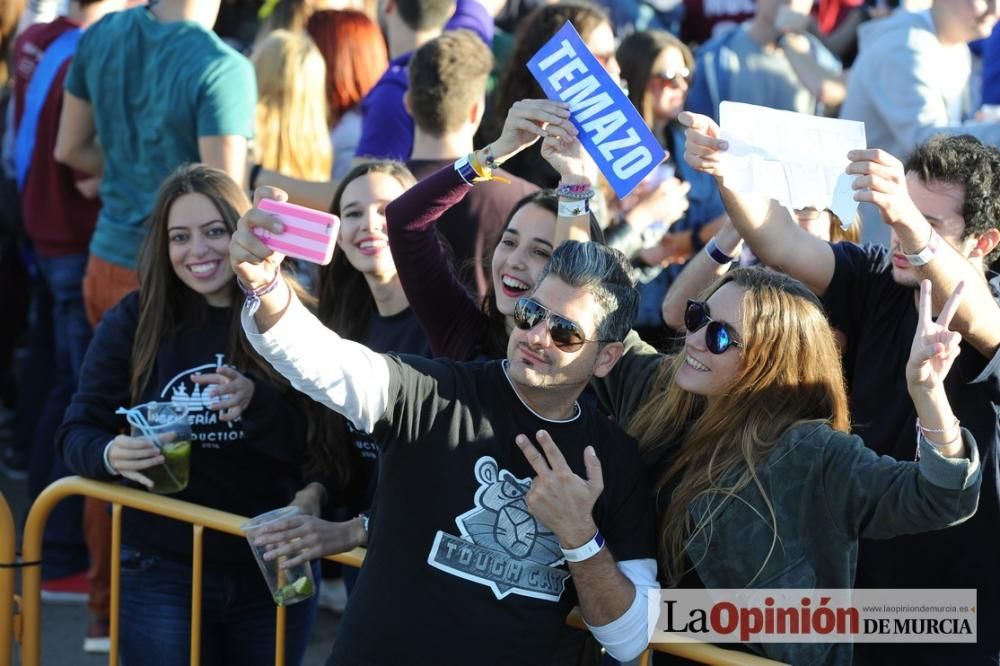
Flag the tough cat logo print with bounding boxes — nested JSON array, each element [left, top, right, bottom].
[[427, 456, 570, 601]]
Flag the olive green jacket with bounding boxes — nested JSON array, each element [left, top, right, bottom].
[[593, 333, 982, 665]]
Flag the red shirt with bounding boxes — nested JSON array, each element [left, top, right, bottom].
[[681, 0, 756, 45], [13, 18, 100, 258]]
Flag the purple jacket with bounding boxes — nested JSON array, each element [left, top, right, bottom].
[[355, 0, 494, 161]]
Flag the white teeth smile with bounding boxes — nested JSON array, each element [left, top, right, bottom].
[[502, 275, 530, 290], [359, 240, 386, 250], [685, 354, 710, 372], [189, 261, 218, 275]]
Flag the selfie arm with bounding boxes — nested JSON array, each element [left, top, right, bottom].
[[242, 291, 390, 433]]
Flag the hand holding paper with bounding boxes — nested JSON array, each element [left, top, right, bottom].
[[712, 102, 867, 229], [679, 111, 729, 179], [541, 133, 596, 186], [527, 22, 666, 198], [846, 148, 924, 228], [490, 99, 577, 164]]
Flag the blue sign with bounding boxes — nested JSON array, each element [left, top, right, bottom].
[[527, 22, 665, 199]]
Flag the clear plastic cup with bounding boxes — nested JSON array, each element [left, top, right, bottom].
[[240, 506, 316, 606], [129, 402, 192, 495]]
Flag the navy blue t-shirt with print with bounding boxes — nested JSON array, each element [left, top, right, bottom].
[[334, 307, 432, 516], [823, 242, 1000, 663], [58, 292, 306, 567], [329, 357, 655, 665]]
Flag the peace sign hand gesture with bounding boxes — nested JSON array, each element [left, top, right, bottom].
[[515, 430, 603, 548], [906, 279, 965, 395]]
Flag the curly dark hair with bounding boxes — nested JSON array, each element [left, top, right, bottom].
[[905, 134, 1000, 264]]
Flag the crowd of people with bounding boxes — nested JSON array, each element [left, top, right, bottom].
[[0, 0, 998, 664]]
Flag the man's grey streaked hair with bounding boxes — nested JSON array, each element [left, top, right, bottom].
[[535, 241, 638, 343]]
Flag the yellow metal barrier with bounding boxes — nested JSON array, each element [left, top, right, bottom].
[[0, 492, 17, 666], [19, 476, 782, 666]]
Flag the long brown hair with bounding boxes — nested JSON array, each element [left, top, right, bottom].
[[318, 160, 417, 342], [252, 30, 332, 181], [617, 30, 694, 131], [628, 268, 850, 586], [478, 191, 606, 359], [130, 164, 297, 404], [307, 161, 417, 487]]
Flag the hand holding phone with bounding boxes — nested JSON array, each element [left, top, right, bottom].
[[253, 199, 340, 265]]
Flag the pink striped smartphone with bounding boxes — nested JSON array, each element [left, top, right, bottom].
[[253, 199, 340, 265]]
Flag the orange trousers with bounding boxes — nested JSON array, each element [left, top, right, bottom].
[[81, 255, 139, 621]]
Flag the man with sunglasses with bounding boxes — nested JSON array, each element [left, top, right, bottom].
[[233, 230, 657, 665], [683, 115, 1000, 665]]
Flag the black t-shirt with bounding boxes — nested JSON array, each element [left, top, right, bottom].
[[329, 307, 432, 516], [58, 292, 306, 565], [329, 358, 656, 665], [823, 242, 1000, 659]]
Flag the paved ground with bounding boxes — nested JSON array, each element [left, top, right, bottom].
[[0, 441, 341, 666]]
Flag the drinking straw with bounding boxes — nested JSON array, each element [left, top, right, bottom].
[[115, 404, 183, 489]]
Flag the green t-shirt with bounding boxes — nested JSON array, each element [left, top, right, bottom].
[[65, 7, 256, 269]]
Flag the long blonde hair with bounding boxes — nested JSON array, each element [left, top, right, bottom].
[[252, 30, 332, 181], [628, 268, 850, 586]]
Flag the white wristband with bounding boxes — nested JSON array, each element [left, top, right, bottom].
[[102, 440, 119, 476], [558, 197, 589, 217], [903, 229, 939, 266], [561, 530, 605, 563]]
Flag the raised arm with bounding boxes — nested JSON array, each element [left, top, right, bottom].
[[825, 281, 981, 539], [847, 148, 1000, 358], [515, 431, 657, 661], [661, 218, 743, 330], [385, 99, 576, 360], [538, 132, 598, 245], [230, 188, 390, 433], [780, 32, 846, 108], [680, 111, 837, 296]]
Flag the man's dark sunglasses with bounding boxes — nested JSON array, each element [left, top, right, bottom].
[[685, 300, 743, 355], [513, 297, 605, 352]]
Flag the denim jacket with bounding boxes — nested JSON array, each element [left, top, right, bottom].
[[593, 332, 982, 665]]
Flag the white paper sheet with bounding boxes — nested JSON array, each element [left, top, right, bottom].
[[718, 102, 867, 229]]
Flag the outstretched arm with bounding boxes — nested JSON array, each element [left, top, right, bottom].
[[847, 148, 1000, 358], [680, 111, 837, 296], [231, 187, 390, 433]]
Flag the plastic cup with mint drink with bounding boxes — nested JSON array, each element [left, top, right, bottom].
[[240, 506, 316, 606], [119, 402, 192, 494]]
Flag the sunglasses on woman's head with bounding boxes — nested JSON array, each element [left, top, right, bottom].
[[652, 68, 691, 88], [513, 297, 603, 353], [685, 300, 743, 355]]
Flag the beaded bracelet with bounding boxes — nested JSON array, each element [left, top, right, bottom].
[[556, 183, 596, 201], [916, 417, 961, 441], [238, 269, 282, 315]]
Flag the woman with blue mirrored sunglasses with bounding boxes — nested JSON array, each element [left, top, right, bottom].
[[684, 299, 743, 354]]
